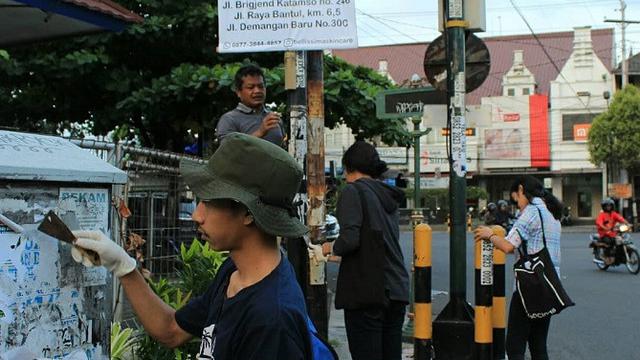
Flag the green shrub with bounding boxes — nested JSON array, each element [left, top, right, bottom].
[[111, 322, 137, 360]]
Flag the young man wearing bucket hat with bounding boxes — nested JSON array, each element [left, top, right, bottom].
[[71, 133, 312, 359]]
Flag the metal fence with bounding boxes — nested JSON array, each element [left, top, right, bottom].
[[72, 139, 203, 324], [73, 139, 203, 279]]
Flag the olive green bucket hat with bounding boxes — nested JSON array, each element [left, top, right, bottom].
[[179, 132, 307, 238]]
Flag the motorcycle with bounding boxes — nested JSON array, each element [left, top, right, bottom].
[[589, 224, 640, 274]]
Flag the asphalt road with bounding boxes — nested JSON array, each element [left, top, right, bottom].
[[327, 230, 640, 359]]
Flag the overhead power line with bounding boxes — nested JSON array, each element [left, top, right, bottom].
[[356, 9, 424, 43], [509, 0, 595, 115], [605, 0, 640, 87], [364, 0, 621, 17]]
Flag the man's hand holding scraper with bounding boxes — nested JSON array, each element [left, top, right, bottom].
[[70, 230, 136, 278], [36, 210, 135, 278]]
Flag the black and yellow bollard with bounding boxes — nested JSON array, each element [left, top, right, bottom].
[[475, 228, 494, 360], [414, 223, 433, 359], [491, 226, 507, 360]]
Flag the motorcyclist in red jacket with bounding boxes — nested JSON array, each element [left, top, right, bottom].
[[595, 198, 630, 263]]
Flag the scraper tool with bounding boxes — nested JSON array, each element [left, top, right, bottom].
[[38, 210, 101, 265]]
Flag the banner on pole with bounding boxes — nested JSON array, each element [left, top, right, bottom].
[[217, 0, 358, 53]]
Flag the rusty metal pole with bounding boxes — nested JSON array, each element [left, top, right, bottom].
[[306, 50, 328, 338]]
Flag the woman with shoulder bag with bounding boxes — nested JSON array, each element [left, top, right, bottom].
[[322, 141, 409, 360], [474, 176, 564, 360]]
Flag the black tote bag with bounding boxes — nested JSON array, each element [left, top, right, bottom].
[[513, 208, 575, 319]]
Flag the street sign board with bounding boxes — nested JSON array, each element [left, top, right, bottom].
[[217, 0, 358, 53], [609, 183, 633, 199], [375, 87, 447, 119], [423, 33, 490, 93]]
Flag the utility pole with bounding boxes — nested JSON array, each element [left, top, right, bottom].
[[285, 51, 310, 301], [605, 1, 640, 217], [306, 50, 328, 338], [605, 0, 640, 88], [432, 0, 475, 358]]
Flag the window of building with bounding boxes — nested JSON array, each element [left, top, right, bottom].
[[522, 88, 530, 95], [562, 113, 599, 141], [507, 88, 515, 96]]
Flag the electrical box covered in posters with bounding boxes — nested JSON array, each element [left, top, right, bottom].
[[0, 130, 126, 359]]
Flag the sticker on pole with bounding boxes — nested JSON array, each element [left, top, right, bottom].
[[450, 115, 467, 177], [448, 0, 463, 19], [217, 0, 358, 53], [481, 240, 493, 286]]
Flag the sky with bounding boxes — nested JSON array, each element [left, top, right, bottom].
[[354, 0, 640, 62]]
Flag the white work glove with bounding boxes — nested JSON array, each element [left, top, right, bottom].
[[71, 230, 137, 278], [308, 243, 328, 266]]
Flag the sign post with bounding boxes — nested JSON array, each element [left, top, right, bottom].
[[419, 4, 489, 353], [431, 6, 477, 351], [376, 87, 436, 343], [376, 88, 447, 119], [376, 87, 448, 213]]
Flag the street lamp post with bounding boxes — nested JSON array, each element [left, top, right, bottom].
[[408, 73, 431, 223], [412, 117, 431, 221]]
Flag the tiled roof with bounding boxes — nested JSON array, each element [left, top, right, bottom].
[[334, 28, 614, 104], [63, 0, 143, 23]]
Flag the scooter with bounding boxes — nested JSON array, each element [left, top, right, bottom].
[[589, 224, 640, 274]]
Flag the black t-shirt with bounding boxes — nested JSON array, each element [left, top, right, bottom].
[[175, 256, 312, 360]]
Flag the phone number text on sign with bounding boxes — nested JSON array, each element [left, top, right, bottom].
[[481, 240, 493, 286], [218, 0, 358, 52]]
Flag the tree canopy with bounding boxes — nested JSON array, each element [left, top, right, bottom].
[[588, 85, 640, 173], [0, 0, 410, 152]]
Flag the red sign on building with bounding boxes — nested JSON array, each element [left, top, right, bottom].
[[573, 124, 591, 142], [503, 113, 520, 122], [529, 95, 550, 167]]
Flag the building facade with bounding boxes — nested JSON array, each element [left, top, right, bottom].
[[326, 27, 615, 220], [549, 27, 613, 218]]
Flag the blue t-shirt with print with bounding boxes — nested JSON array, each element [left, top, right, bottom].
[[175, 256, 312, 360]]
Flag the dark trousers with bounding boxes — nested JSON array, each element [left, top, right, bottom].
[[344, 301, 406, 360], [506, 293, 551, 360], [601, 237, 616, 257]]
